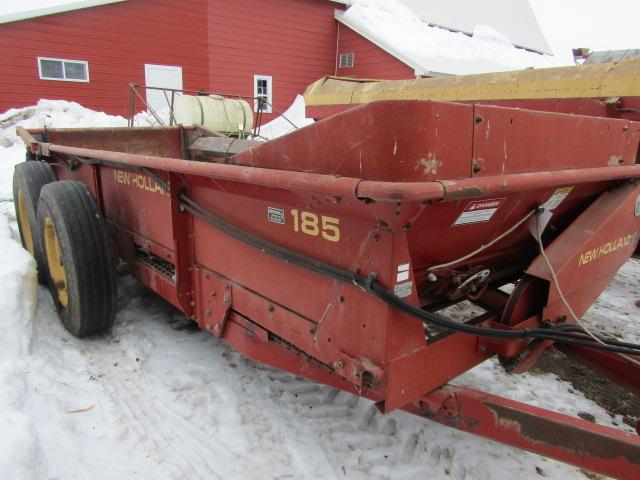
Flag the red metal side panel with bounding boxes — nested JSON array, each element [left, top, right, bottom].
[[0, 0, 209, 115], [232, 100, 474, 182], [527, 181, 640, 321], [472, 105, 640, 176], [99, 166, 174, 253], [186, 181, 411, 368], [336, 23, 416, 80], [206, 0, 344, 122]]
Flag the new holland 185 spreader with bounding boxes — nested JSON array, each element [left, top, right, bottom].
[[14, 59, 640, 478]]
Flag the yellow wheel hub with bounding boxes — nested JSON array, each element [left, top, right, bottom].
[[43, 217, 68, 307], [17, 190, 34, 255]]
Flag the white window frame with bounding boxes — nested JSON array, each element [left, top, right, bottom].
[[339, 52, 355, 69], [253, 74, 273, 113], [37, 57, 90, 82]]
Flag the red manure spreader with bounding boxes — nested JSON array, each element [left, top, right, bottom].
[[14, 59, 640, 478]]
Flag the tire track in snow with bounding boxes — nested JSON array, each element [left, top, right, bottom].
[[261, 372, 407, 479], [27, 270, 629, 480]]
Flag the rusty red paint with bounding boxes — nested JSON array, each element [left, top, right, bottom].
[[403, 385, 640, 479]]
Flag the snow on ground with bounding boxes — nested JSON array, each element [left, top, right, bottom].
[[258, 95, 315, 140], [0, 101, 639, 479], [342, 0, 561, 75]]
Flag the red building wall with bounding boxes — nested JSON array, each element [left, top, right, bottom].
[[0, 0, 412, 119], [206, 0, 343, 122], [0, 0, 209, 116], [336, 23, 415, 80]]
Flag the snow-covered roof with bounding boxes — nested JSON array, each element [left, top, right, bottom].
[[336, 0, 559, 76], [397, 0, 552, 55], [0, 0, 349, 25], [0, 0, 126, 24]]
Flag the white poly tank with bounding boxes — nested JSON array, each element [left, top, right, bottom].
[[173, 95, 253, 134]]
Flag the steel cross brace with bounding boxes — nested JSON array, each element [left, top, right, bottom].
[[402, 385, 640, 479]]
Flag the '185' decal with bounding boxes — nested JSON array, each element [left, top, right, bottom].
[[290, 209, 340, 242]]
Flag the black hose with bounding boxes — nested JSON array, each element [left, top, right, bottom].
[[100, 162, 640, 355], [178, 194, 640, 356]]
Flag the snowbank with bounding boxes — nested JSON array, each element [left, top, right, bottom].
[[0, 213, 38, 480], [341, 0, 561, 75], [0, 99, 128, 147], [0, 97, 309, 148], [257, 95, 314, 140], [0, 99, 173, 149]]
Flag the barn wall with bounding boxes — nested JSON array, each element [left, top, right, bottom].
[[206, 0, 343, 122], [0, 0, 209, 116], [336, 24, 415, 80]]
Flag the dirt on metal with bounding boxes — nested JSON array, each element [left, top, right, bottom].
[[533, 349, 640, 430]]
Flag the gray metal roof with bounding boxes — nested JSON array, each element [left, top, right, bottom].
[[583, 49, 640, 65], [396, 0, 552, 55]]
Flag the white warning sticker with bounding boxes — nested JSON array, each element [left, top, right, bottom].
[[394, 281, 413, 298], [454, 198, 505, 226], [542, 186, 573, 211], [396, 263, 410, 282], [267, 207, 285, 224], [396, 271, 410, 282]]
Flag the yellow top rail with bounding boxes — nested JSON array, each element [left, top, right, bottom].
[[304, 58, 640, 107]]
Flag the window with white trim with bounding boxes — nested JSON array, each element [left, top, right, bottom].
[[38, 57, 89, 82], [339, 52, 355, 68], [254, 75, 272, 113]]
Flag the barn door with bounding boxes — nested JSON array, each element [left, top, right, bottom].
[[144, 64, 183, 114]]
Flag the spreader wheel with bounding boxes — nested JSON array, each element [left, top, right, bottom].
[[12, 161, 57, 283], [37, 181, 117, 337]]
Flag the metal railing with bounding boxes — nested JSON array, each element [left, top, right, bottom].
[[127, 84, 267, 129], [127, 84, 302, 140]]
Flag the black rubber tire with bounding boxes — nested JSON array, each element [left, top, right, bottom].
[[12, 161, 57, 283], [37, 181, 117, 337]]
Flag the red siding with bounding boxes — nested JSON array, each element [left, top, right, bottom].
[[336, 23, 415, 80], [0, 0, 209, 115], [1, 0, 411, 120], [206, 0, 342, 122]]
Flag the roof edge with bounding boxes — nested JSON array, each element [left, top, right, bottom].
[[427, 21, 552, 56], [335, 11, 427, 75], [0, 0, 127, 25]]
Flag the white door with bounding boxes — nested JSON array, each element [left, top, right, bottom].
[[144, 64, 183, 114]]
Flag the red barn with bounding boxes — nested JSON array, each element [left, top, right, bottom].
[[0, 0, 553, 120], [0, 0, 350, 120]]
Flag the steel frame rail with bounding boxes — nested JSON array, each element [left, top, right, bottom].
[[403, 385, 640, 479]]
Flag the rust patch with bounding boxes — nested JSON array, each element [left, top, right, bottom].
[[440, 182, 485, 200], [486, 402, 640, 465], [472, 158, 484, 175], [416, 153, 442, 176]]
